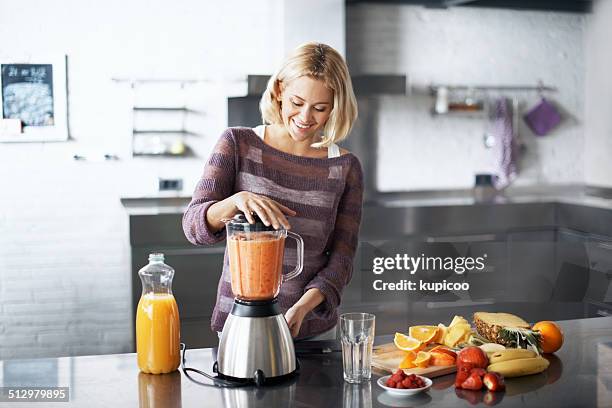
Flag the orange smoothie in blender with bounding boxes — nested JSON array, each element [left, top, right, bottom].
[[136, 293, 180, 374], [228, 233, 286, 300]]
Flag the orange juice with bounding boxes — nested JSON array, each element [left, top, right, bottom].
[[228, 233, 285, 300], [136, 293, 180, 374]]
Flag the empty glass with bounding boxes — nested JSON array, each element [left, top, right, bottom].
[[340, 313, 375, 383]]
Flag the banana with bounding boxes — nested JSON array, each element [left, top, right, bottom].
[[487, 356, 550, 378], [488, 348, 537, 364]]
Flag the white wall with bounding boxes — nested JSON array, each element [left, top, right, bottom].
[[347, 4, 587, 191], [282, 0, 345, 56], [585, 0, 612, 188], [0, 0, 283, 359]]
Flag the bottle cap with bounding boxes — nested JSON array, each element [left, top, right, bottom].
[[148, 253, 165, 262]]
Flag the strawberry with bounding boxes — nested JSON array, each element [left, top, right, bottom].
[[391, 370, 404, 383], [461, 372, 484, 391], [483, 372, 505, 392], [455, 363, 474, 388], [470, 368, 487, 378]]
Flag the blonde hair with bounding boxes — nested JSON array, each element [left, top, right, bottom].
[[259, 42, 358, 148]]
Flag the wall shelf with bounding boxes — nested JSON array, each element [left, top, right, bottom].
[[430, 81, 556, 117], [430, 83, 558, 94], [132, 130, 199, 136], [133, 107, 188, 112], [133, 151, 194, 158], [112, 78, 205, 157]]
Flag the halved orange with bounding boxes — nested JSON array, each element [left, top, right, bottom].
[[394, 333, 423, 351], [398, 351, 417, 369], [408, 325, 439, 344], [413, 351, 431, 368]]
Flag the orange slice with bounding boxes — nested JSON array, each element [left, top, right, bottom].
[[398, 351, 417, 369], [394, 333, 423, 351], [430, 351, 455, 366], [429, 345, 458, 359], [413, 351, 431, 368], [409, 325, 439, 344]]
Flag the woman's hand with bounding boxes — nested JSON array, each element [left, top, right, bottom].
[[205, 191, 296, 232], [285, 304, 308, 338], [284, 289, 325, 338], [230, 191, 296, 230]]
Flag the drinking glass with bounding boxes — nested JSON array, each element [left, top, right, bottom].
[[340, 313, 375, 383]]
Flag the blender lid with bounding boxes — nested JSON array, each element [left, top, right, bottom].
[[226, 212, 276, 232]]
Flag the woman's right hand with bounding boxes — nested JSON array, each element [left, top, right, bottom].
[[230, 191, 296, 230]]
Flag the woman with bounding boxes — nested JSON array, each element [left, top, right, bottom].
[[182, 42, 363, 340]]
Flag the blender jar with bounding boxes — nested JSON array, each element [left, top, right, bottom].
[[225, 213, 303, 301]]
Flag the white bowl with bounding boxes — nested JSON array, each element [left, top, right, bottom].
[[377, 374, 432, 397]]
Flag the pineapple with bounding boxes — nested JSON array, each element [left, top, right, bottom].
[[473, 312, 541, 352]]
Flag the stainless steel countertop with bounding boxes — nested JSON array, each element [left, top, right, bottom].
[[120, 184, 612, 216], [2, 316, 611, 407]]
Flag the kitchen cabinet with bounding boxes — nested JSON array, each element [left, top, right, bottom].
[[132, 247, 223, 318], [129, 213, 224, 349], [586, 233, 612, 276], [506, 227, 557, 302], [461, 233, 508, 303], [345, 0, 592, 13], [552, 228, 612, 317], [124, 196, 612, 345], [584, 233, 612, 316], [553, 228, 591, 302]]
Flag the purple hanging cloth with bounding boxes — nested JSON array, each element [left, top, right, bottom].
[[490, 98, 518, 189]]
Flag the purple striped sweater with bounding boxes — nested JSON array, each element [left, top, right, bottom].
[[182, 127, 364, 339]]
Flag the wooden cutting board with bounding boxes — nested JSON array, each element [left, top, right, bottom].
[[372, 343, 457, 378]]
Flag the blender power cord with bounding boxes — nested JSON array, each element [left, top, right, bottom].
[[180, 343, 248, 388]]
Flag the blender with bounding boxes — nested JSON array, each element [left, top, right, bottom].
[[214, 213, 304, 385]]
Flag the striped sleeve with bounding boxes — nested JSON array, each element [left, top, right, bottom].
[[182, 129, 237, 245], [304, 157, 364, 319]]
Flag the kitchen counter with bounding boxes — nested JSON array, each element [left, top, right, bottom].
[[120, 184, 612, 215], [2, 316, 611, 407], [120, 184, 612, 238]]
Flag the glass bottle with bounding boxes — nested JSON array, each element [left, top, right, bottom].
[[136, 253, 180, 374]]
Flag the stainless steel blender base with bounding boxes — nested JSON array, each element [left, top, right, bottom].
[[217, 312, 297, 381]]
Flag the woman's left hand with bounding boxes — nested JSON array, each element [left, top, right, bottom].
[[285, 304, 308, 338]]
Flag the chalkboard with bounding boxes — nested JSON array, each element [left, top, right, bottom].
[[1, 64, 55, 126], [0, 55, 67, 142]]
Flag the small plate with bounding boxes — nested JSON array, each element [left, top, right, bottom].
[[377, 374, 432, 397]]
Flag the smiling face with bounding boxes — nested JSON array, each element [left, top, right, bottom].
[[277, 76, 333, 143]]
